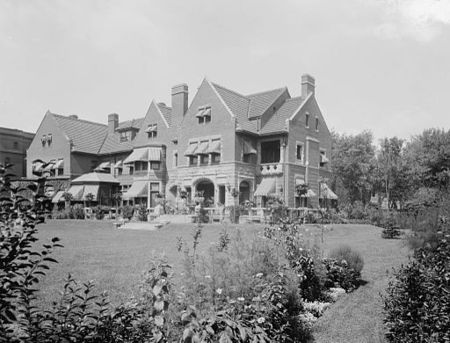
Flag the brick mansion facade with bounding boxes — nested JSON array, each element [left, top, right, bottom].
[[27, 74, 336, 208]]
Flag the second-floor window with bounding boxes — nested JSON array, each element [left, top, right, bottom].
[[296, 143, 304, 163], [196, 106, 211, 124], [146, 124, 157, 138], [189, 155, 198, 166], [261, 140, 280, 163], [211, 153, 220, 164], [200, 154, 209, 165], [129, 166, 134, 175], [150, 161, 160, 170]]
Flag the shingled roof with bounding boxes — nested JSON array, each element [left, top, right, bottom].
[[210, 82, 301, 135], [157, 103, 172, 127], [51, 113, 108, 154], [116, 118, 144, 131]]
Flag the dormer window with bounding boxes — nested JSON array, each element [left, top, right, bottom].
[[41, 135, 47, 146], [146, 124, 157, 138], [47, 133, 52, 145], [305, 113, 310, 128], [120, 131, 129, 142], [196, 106, 211, 124]]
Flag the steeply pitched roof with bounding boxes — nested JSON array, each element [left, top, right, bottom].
[[210, 82, 301, 135], [51, 113, 108, 154], [157, 103, 172, 126], [99, 132, 134, 154], [247, 88, 287, 119], [259, 97, 304, 134]]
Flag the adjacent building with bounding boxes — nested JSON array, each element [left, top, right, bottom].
[[0, 127, 34, 178], [27, 74, 336, 208]]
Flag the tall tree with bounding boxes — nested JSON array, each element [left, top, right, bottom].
[[331, 130, 376, 205]]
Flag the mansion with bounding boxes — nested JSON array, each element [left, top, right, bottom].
[[26, 74, 336, 209]]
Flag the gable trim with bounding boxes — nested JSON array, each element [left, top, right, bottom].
[[152, 100, 170, 128], [288, 93, 313, 122], [206, 78, 236, 118]]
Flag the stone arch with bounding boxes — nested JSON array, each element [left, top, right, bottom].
[[193, 177, 215, 206]]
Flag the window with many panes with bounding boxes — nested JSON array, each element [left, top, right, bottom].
[[261, 140, 280, 163]]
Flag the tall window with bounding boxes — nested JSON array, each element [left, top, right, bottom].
[[150, 161, 160, 170], [261, 140, 280, 163], [211, 153, 220, 164], [315, 117, 319, 131], [305, 113, 310, 128], [173, 152, 178, 167], [296, 143, 304, 162]]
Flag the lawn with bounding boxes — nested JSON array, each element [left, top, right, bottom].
[[34, 220, 409, 343]]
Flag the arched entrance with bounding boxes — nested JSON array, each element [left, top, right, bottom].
[[195, 179, 215, 206], [239, 180, 250, 204]]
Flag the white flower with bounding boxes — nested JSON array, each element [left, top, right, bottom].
[[216, 288, 223, 295], [257, 317, 265, 324], [204, 275, 211, 279], [237, 297, 245, 302], [255, 273, 263, 278]]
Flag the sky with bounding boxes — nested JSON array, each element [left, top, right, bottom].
[[1, 0, 450, 143]]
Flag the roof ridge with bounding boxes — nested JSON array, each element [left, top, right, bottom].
[[211, 82, 250, 101], [246, 87, 287, 97], [52, 113, 108, 128]]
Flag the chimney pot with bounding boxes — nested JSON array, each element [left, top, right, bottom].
[[301, 74, 315, 98], [171, 83, 189, 128], [108, 113, 119, 133]]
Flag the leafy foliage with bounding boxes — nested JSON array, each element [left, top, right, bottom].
[[383, 226, 450, 342]]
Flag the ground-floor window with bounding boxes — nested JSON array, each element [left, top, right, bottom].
[[295, 196, 308, 208]]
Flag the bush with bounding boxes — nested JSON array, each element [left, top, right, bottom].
[[328, 244, 364, 275], [95, 205, 105, 220], [72, 204, 85, 219], [384, 227, 450, 342], [122, 205, 134, 220], [322, 258, 361, 292], [137, 204, 147, 221]]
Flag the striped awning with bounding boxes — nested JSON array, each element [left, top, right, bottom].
[[124, 148, 149, 163], [184, 142, 198, 156], [301, 189, 316, 198], [320, 154, 329, 164], [254, 178, 276, 197], [295, 178, 306, 185], [82, 185, 99, 201], [43, 160, 56, 172], [54, 159, 64, 169], [67, 185, 85, 201], [320, 183, 338, 200], [32, 161, 44, 173], [122, 180, 148, 199], [148, 147, 161, 161], [243, 141, 257, 155], [206, 140, 221, 154], [196, 141, 209, 155]]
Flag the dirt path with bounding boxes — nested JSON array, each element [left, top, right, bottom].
[[312, 224, 410, 343]]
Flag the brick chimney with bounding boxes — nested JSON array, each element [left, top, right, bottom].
[[108, 113, 119, 133], [301, 74, 315, 98], [171, 83, 188, 128]]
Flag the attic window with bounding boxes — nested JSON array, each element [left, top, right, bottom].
[[120, 131, 129, 142], [41, 135, 47, 146], [47, 133, 52, 145], [196, 106, 211, 124], [146, 124, 157, 138], [315, 117, 319, 131], [305, 113, 310, 128]]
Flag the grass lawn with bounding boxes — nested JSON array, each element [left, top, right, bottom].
[[34, 220, 410, 343]]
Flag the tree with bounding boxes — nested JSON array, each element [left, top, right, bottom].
[[331, 131, 376, 205]]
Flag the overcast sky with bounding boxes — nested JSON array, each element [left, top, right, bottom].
[[1, 0, 449, 142]]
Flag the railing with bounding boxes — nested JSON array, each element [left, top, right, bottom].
[[260, 163, 283, 176]]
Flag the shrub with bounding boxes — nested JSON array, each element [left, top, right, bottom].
[[383, 227, 450, 342], [322, 258, 361, 292], [137, 204, 147, 221], [72, 203, 85, 219], [95, 205, 105, 220], [328, 245, 364, 275], [122, 205, 134, 220]]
